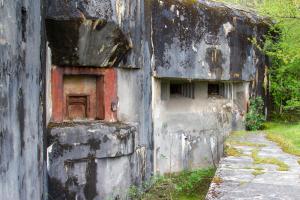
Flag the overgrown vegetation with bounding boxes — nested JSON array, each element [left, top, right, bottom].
[[245, 97, 265, 131], [264, 122, 300, 156], [215, 0, 300, 119], [128, 168, 216, 200]]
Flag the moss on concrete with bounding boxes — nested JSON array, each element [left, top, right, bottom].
[[252, 169, 265, 176], [225, 146, 245, 157], [251, 149, 289, 171], [229, 140, 267, 147]]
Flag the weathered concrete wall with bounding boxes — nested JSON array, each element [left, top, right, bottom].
[[151, 0, 269, 174], [47, 122, 137, 199], [152, 0, 269, 83], [46, 0, 147, 69], [0, 0, 46, 199], [46, 19, 131, 67], [46, 0, 153, 199], [45, 0, 269, 198], [153, 79, 246, 174]]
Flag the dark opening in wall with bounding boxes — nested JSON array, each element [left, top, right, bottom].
[[63, 75, 103, 121], [66, 95, 90, 120], [208, 83, 224, 97], [170, 82, 195, 99], [21, 6, 27, 42], [170, 84, 182, 95]]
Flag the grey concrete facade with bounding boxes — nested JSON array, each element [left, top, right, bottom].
[[0, 0, 270, 200], [153, 80, 248, 174], [152, 0, 269, 82], [0, 0, 46, 199]]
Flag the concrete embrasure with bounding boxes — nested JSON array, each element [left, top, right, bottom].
[[206, 133, 300, 200]]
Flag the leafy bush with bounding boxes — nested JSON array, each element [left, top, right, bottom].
[[246, 97, 265, 130]]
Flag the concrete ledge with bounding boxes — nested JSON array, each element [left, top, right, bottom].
[[47, 121, 138, 200], [48, 121, 136, 160]]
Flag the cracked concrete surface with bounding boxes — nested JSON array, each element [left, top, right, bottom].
[[206, 133, 300, 200]]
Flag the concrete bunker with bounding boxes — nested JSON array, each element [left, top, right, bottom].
[[43, 0, 271, 199]]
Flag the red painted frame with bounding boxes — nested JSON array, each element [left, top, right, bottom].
[[51, 66, 117, 122]]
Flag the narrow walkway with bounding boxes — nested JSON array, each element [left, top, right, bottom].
[[206, 133, 300, 200]]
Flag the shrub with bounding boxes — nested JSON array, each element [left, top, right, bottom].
[[245, 97, 265, 131]]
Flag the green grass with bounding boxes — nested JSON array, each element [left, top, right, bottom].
[[130, 168, 216, 200], [264, 122, 300, 156]]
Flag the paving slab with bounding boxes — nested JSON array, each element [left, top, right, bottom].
[[206, 133, 300, 200]]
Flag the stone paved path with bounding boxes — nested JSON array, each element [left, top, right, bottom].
[[206, 133, 300, 200]]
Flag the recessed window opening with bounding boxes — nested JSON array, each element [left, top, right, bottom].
[[170, 84, 182, 95], [170, 82, 195, 99], [67, 95, 89, 120], [208, 83, 224, 97], [63, 74, 104, 121], [51, 67, 117, 123]]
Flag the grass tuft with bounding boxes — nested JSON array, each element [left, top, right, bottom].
[[132, 168, 216, 200], [229, 140, 266, 147], [212, 176, 223, 185], [244, 166, 264, 171], [251, 149, 289, 171], [252, 169, 265, 176], [230, 130, 249, 136], [225, 146, 244, 157]]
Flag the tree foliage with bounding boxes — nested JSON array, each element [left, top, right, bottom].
[[216, 0, 300, 116]]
